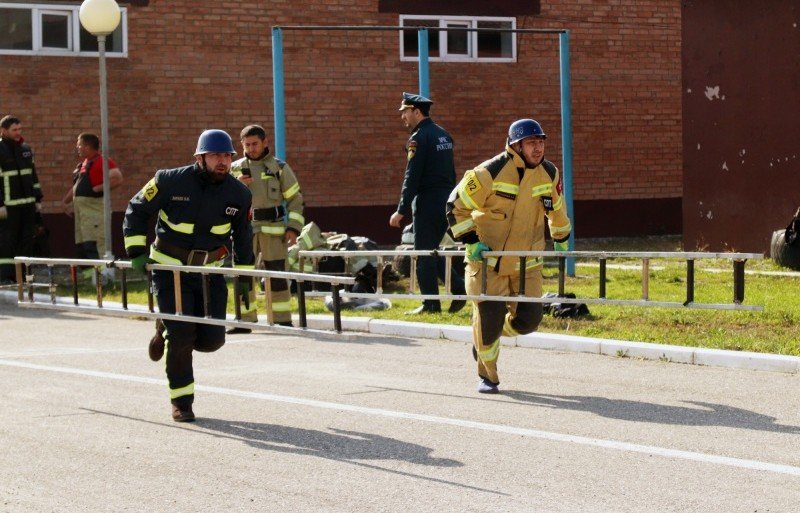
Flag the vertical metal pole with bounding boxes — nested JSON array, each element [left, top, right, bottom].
[[409, 256, 417, 293], [332, 285, 342, 333], [121, 268, 128, 310], [642, 258, 650, 300], [376, 256, 384, 294], [733, 260, 745, 304], [557, 257, 566, 296], [272, 27, 286, 160], [599, 258, 606, 298], [146, 270, 154, 313], [418, 28, 430, 97], [265, 277, 274, 324], [444, 254, 452, 294], [172, 271, 182, 314], [49, 266, 55, 304], [481, 259, 488, 295], [71, 265, 78, 305], [98, 34, 113, 260], [232, 275, 242, 320], [201, 273, 210, 318], [518, 257, 527, 295], [297, 279, 307, 328], [686, 259, 694, 304], [559, 31, 575, 277], [16, 262, 24, 302], [95, 267, 103, 307]]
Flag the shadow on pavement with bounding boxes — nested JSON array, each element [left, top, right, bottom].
[[365, 385, 800, 434], [82, 408, 507, 495], [198, 418, 460, 467], [503, 390, 800, 434]]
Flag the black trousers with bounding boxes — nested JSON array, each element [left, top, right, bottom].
[[152, 270, 228, 403], [413, 190, 466, 308], [0, 204, 36, 281]]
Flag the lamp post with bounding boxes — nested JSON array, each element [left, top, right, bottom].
[[79, 0, 120, 261]]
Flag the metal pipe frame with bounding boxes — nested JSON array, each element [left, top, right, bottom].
[[13, 257, 356, 334]]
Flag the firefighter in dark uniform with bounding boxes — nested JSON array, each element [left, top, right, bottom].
[[388, 92, 466, 315], [447, 119, 572, 394], [123, 129, 254, 422], [0, 115, 43, 283]]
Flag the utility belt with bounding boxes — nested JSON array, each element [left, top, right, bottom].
[[154, 236, 228, 266], [253, 205, 286, 222]]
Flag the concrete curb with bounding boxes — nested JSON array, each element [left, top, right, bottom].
[[3, 290, 798, 374], [302, 314, 800, 375]]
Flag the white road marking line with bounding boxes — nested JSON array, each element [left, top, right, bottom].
[[0, 338, 256, 359], [1, 357, 798, 477]]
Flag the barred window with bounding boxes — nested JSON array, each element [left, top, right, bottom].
[[400, 15, 516, 63], [0, 2, 127, 56]]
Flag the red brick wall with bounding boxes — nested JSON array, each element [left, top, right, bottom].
[[682, 0, 800, 252], [0, 0, 681, 249]]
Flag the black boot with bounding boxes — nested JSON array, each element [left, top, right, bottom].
[[171, 396, 195, 422], [149, 320, 165, 362]]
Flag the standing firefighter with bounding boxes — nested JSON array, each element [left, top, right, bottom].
[[228, 124, 304, 332], [123, 129, 254, 422], [0, 115, 43, 283], [446, 119, 572, 393]]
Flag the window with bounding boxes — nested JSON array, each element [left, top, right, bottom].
[[400, 15, 516, 62], [0, 3, 127, 56]]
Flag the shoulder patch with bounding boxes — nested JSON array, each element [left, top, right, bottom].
[[542, 160, 558, 181], [463, 170, 482, 195], [407, 140, 417, 161], [141, 177, 158, 201]]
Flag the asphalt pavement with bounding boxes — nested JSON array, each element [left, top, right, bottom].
[[2, 301, 800, 512]]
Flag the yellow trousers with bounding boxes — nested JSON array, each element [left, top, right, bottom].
[[465, 261, 544, 385]]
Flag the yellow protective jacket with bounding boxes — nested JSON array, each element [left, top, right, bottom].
[[231, 151, 304, 238], [446, 145, 572, 276]]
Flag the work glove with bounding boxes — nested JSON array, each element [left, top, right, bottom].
[[465, 242, 491, 262], [554, 241, 569, 252], [0, 206, 7, 220], [130, 254, 151, 274]]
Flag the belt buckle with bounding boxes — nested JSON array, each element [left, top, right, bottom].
[[187, 250, 209, 266]]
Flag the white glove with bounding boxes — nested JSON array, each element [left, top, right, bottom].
[[35, 202, 42, 212], [0, 206, 7, 220]]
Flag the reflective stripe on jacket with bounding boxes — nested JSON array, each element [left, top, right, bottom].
[[122, 163, 254, 266], [0, 138, 42, 208], [231, 152, 304, 235]]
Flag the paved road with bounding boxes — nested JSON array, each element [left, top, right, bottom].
[[2, 302, 799, 512]]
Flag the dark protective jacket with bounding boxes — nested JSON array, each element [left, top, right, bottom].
[[396, 117, 456, 217], [0, 137, 42, 208], [123, 164, 254, 266]]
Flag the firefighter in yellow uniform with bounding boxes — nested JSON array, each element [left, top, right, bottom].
[[446, 119, 572, 394], [229, 125, 304, 331]]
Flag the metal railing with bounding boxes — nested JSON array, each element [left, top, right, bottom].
[[298, 249, 764, 311], [12, 257, 356, 334]]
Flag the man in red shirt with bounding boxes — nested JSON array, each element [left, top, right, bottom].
[[62, 132, 123, 260]]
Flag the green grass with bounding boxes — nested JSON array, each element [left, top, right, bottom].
[[43, 235, 800, 356]]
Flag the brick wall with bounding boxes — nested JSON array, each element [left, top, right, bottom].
[[0, 0, 681, 248]]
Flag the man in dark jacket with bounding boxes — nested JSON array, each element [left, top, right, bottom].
[[123, 129, 254, 422], [388, 93, 466, 315], [0, 115, 42, 283]]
